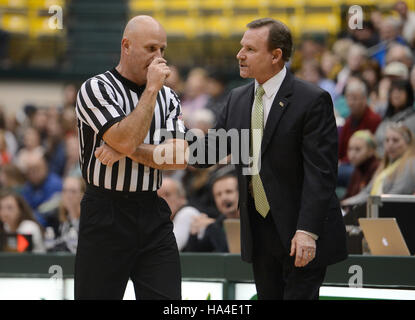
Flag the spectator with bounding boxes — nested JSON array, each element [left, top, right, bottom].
[[348, 20, 380, 48], [44, 116, 66, 177], [335, 43, 367, 100], [0, 164, 25, 193], [394, 0, 415, 47], [338, 79, 382, 186], [298, 59, 337, 103], [383, 61, 409, 80], [63, 134, 81, 177], [20, 152, 62, 228], [184, 166, 239, 253], [181, 67, 210, 127], [62, 83, 79, 109], [290, 37, 323, 73], [205, 69, 229, 122], [15, 127, 44, 173], [360, 60, 382, 110], [31, 107, 49, 143], [191, 108, 215, 135], [0, 106, 18, 159], [361, 60, 382, 95], [47, 176, 85, 253], [385, 44, 414, 70], [0, 129, 11, 165], [0, 190, 45, 253], [157, 177, 201, 251], [320, 50, 342, 82], [61, 107, 77, 137], [372, 16, 408, 68], [342, 123, 415, 206], [164, 65, 185, 100], [373, 75, 393, 116], [375, 79, 415, 155], [343, 130, 380, 199]]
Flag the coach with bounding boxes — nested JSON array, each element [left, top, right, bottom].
[[74, 16, 188, 300], [193, 18, 347, 299]]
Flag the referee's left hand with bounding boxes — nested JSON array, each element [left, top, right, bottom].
[[95, 144, 125, 166]]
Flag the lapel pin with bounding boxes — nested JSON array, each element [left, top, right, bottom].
[[279, 101, 284, 107]]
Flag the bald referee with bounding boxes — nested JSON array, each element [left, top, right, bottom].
[[74, 16, 188, 300]]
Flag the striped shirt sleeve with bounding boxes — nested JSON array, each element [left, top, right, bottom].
[[76, 77, 126, 141], [165, 87, 186, 138]]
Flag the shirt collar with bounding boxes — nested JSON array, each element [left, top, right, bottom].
[[110, 67, 146, 94], [255, 66, 287, 98]]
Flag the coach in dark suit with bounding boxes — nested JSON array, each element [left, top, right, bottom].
[[192, 18, 347, 300]]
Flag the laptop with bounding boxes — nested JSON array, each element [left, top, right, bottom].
[[358, 218, 411, 256], [223, 219, 241, 254], [0, 232, 33, 253]]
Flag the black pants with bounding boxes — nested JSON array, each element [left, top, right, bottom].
[[248, 197, 326, 300], [75, 185, 181, 300]]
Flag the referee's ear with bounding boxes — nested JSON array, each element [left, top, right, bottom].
[[121, 38, 130, 55]]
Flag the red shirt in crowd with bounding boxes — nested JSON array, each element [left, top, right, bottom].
[[338, 106, 382, 163], [342, 155, 380, 199]]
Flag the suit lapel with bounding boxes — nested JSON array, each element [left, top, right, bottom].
[[241, 82, 255, 130], [261, 71, 294, 156]]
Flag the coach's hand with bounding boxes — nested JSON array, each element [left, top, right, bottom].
[[146, 57, 171, 91], [290, 232, 316, 267]]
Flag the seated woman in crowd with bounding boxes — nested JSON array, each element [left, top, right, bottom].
[[342, 123, 415, 206], [47, 176, 85, 253], [15, 126, 44, 173], [374, 79, 415, 155], [0, 190, 45, 253], [343, 130, 380, 199]]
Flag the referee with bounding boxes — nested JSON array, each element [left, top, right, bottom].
[[74, 16, 188, 300]]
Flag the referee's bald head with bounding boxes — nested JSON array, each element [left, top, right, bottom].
[[122, 15, 165, 39], [117, 15, 167, 85]]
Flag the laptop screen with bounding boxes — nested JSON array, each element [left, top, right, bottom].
[[378, 202, 415, 255]]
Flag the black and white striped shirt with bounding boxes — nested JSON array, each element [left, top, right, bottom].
[[76, 68, 185, 192]]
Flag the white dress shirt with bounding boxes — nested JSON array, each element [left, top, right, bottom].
[[254, 66, 287, 126], [252, 67, 319, 241]]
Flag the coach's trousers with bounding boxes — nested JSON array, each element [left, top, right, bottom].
[[74, 185, 181, 300]]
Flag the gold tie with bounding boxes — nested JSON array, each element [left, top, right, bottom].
[[251, 85, 270, 218]]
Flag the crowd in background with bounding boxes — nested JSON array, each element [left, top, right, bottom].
[[1, 1, 415, 254]]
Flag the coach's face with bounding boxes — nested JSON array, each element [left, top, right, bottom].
[[236, 26, 277, 84], [122, 19, 167, 85]]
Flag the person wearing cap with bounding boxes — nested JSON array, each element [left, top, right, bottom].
[[383, 61, 410, 80]]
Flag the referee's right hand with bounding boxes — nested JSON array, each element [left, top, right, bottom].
[[146, 57, 171, 91]]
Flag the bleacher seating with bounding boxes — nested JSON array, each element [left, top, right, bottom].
[[1, 12, 28, 34], [0, 0, 65, 37], [127, 0, 414, 39]]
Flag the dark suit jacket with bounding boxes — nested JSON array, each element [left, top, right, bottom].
[[193, 70, 348, 267]]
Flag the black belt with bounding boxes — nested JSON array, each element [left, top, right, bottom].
[[85, 184, 157, 200]]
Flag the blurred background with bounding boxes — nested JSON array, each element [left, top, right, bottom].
[[0, 0, 414, 253], [0, 0, 413, 113]]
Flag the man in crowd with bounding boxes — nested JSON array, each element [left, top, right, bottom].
[[184, 166, 239, 253], [157, 177, 201, 251]]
